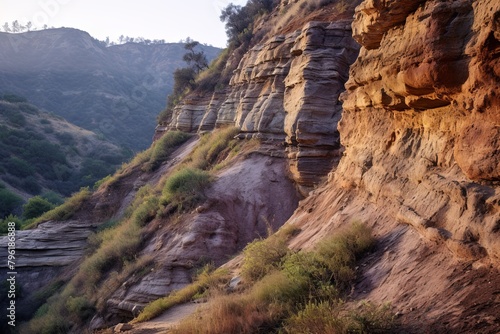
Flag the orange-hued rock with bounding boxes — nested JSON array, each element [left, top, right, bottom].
[[284, 21, 359, 190], [336, 0, 500, 260], [163, 20, 359, 190], [283, 0, 500, 330]]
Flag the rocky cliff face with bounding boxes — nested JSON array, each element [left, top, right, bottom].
[[3, 0, 500, 332], [285, 0, 500, 331], [339, 0, 500, 262], [165, 17, 359, 192]]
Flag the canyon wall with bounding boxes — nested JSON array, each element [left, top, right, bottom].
[[338, 0, 500, 262], [163, 19, 359, 191], [285, 0, 500, 330]]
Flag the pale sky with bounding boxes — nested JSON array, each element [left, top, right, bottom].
[[0, 0, 248, 47]]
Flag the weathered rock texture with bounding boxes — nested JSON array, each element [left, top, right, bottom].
[[164, 20, 359, 190], [284, 21, 359, 188], [339, 0, 500, 261], [100, 151, 300, 325], [285, 0, 500, 331]]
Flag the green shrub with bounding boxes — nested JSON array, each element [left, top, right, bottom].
[[131, 196, 159, 226], [187, 127, 239, 170], [30, 187, 91, 227], [315, 222, 375, 290], [21, 176, 42, 195], [284, 300, 394, 334], [23, 196, 55, 220], [143, 131, 192, 172], [66, 296, 95, 321], [40, 191, 64, 206], [283, 301, 348, 334], [5, 156, 34, 177], [241, 234, 289, 282], [161, 168, 211, 211], [0, 214, 23, 235]]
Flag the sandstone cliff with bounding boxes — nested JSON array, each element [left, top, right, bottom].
[[163, 5, 360, 192], [285, 0, 500, 331], [2, 0, 500, 332]]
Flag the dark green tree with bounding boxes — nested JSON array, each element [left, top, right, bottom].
[[22, 196, 55, 219], [220, 0, 276, 46], [0, 187, 23, 218], [183, 40, 208, 73]]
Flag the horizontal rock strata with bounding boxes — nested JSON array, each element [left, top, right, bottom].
[[164, 20, 359, 190]]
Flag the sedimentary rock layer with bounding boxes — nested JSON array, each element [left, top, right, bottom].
[[165, 20, 359, 189]]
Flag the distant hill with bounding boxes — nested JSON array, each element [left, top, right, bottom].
[[0, 94, 131, 216], [0, 28, 221, 150]]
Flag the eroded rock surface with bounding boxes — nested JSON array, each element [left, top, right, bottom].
[[164, 20, 359, 190], [102, 152, 300, 324], [338, 0, 500, 261], [284, 0, 500, 331]]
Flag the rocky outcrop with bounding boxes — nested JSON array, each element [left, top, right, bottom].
[[99, 152, 300, 324], [165, 20, 359, 190], [284, 21, 359, 190], [337, 0, 500, 261], [284, 0, 500, 330]]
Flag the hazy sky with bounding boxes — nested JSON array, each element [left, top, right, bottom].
[[0, 0, 248, 47]]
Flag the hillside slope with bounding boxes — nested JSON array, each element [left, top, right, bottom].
[[0, 95, 129, 210], [0, 28, 221, 150], [1, 0, 499, 333]]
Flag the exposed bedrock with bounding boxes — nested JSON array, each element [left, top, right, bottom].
[[165, 21, 359, 190], [337, 0, 500, 261]]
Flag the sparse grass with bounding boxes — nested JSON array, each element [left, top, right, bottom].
[[166, 222, 388, 334], [161, 168, 211, 211], [26, 187, 91, 228], [241, 234, 289, 283], [315, 221, 375, 291], [142, 131, 192, 172], [133, 266, 230, 323], [185, 127, 239, 170], [171, 293, 284, 334], [283, 300, 394, 334], [96, 255, 155, 311], [23, 127, 248, 332]]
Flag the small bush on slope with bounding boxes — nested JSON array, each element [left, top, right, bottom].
[[167, 222, 394, 334], [161, 168, 212, 211], [26, 187, 91, 228], [142, 131, 192, 172]]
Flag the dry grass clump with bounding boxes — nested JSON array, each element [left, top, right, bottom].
[[27, 187, 91, 228], [284, 300, 394, 334], [157, 222, 392, 334], [161, 168, 211, 211], [133, 266, 230, 323], [142, 131, 192, 172], [185, 126, 240, 170]]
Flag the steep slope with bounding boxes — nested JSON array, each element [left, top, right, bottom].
[[284, 0, 500, 332], [2, 0, 499, 332], [0, 28, 221, 150], [0, 96, 129, 202]]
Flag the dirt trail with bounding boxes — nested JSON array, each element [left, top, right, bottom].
[[127, 303, 200, 333]]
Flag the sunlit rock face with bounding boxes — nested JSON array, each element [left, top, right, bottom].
[[338, 0, 500, 261], [284, 20, 359, 191], [165, 21, 359, 191]]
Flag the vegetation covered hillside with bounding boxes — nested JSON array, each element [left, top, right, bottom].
[[0, 28, 221, 150], [0, 94, 130, 218]]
